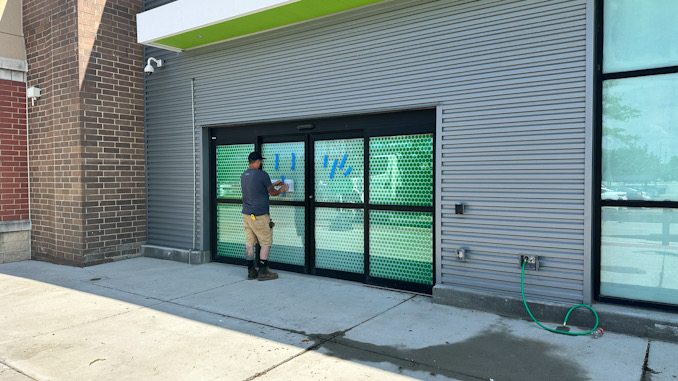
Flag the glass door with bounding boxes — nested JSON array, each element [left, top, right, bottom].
[[211, 109, 435, 293], [311, 134, 366, 281], [261, 138, 306, 270]]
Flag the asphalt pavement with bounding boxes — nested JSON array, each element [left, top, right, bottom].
[[1, 257, 676, 380]]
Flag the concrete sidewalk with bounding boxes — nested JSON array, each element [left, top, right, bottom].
[[0, 258, 676, 381]]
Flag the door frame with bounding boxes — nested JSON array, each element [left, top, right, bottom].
[[261, 135, 310, 274], [210, 109, 436, 293]]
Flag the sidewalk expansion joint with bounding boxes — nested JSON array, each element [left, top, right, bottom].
[[164, 300, 309, 335], [1, 359, 38, 381], [641, 340, 660, 379], [3, 305, 149, 347], [343, 294, 417, 333]]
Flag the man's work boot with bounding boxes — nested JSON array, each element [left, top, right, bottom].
[[258, 266, 278, 281], [247, 267, 258, 280]]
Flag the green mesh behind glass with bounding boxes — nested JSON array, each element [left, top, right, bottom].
[[314, 138, 364, 203], [269, 205, 305, 266], [262, 142, 305, 202], [369, 134, 433, 206], [369, 210, 433, 284], [315, 207, 364, 273], [216, 144, 254, 199], [216, 204, 247, 259]]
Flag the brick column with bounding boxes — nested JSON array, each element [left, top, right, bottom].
[[23, 0, 146, 266], [0, 77, 30, 264]]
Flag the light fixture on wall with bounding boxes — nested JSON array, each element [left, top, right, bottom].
[[144, 57, 163, 75], [27, 86, 41, 106]]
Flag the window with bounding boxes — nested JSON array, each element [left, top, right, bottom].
[[599, 0, 678, 307]]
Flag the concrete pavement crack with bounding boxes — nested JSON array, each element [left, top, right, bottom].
[[85, 280, 230, 304]]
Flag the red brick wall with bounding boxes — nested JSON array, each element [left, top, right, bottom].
[[23, 0, 145, 266], [0, 79, 28, 222]]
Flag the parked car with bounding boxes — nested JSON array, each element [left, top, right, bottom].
[[601, 186, 627, 200], [617, 186, 652, 201]]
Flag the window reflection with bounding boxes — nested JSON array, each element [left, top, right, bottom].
[[602, 74, 678, 202]]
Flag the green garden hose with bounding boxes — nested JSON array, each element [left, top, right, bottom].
[[521, 260, 600, 336]]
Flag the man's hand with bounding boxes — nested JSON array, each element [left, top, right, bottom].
[[267, 182, 289, 196]]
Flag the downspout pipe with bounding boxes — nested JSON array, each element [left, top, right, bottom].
[[190, 78, 197, 264]]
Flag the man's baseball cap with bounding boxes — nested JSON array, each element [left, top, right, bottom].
[[248, 151, 265, 161]]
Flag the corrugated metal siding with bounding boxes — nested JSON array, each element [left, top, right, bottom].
[[144, 45, 196, 249], [143, 0, 588, 302]]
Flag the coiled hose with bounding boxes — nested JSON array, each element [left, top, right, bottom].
[[521, 260, 599, 336]]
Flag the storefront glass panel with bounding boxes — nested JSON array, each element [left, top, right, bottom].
[[216, 203, 246, 259], [602, 74, 678, 202], [269, 205, 305, 266], [603, 0, 678, 73], [369, 210, 433, 284], [369, 134, 433, 206], [262, 142, 305, 202], [314, 138, 364, 204], [314, 207, 364, 274], [216, 144, 254, 200], [600, 207, 678, 305]]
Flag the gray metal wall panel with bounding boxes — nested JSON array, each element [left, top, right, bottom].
[[144, 0, 588, 302], [144, 46, 195, 248]]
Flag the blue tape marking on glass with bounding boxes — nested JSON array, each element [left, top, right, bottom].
[[330, 159, 338, 179], [281, 175, 285, 197], [338, 154, 347, 169], [323, 155, 328, 168], [344, 167, 352, 177], [291, 153, 295, 170], [274, 154, 279, 170]]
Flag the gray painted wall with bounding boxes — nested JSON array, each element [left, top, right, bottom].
[[143, 0, 590, 303]]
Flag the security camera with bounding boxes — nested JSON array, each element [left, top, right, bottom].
[[144, 57, 163, 76]]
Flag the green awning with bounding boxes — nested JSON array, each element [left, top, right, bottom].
[[137, 0, 386, 51]]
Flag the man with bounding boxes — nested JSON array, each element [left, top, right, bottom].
[[241, 151, 289, 281]]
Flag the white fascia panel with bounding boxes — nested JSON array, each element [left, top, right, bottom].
[[137, 0, 299, 44]]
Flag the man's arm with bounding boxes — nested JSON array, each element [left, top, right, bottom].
[[267, 181, 289, 196]]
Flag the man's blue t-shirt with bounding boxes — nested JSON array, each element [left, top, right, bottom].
[[241, 168, 273, 215]]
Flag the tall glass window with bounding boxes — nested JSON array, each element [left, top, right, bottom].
[[600, 0, 678, 306]]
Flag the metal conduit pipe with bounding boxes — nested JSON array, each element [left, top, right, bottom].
[[190, 78, 197, 264]]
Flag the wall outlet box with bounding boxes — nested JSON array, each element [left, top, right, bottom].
[[520, 255, 539, 271], [456, 249, 466, 261]]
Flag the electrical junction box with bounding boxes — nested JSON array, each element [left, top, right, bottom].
[[520, 255, 539, 271], [455, 203, 464, 214], [27, 86, 41, 99]]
